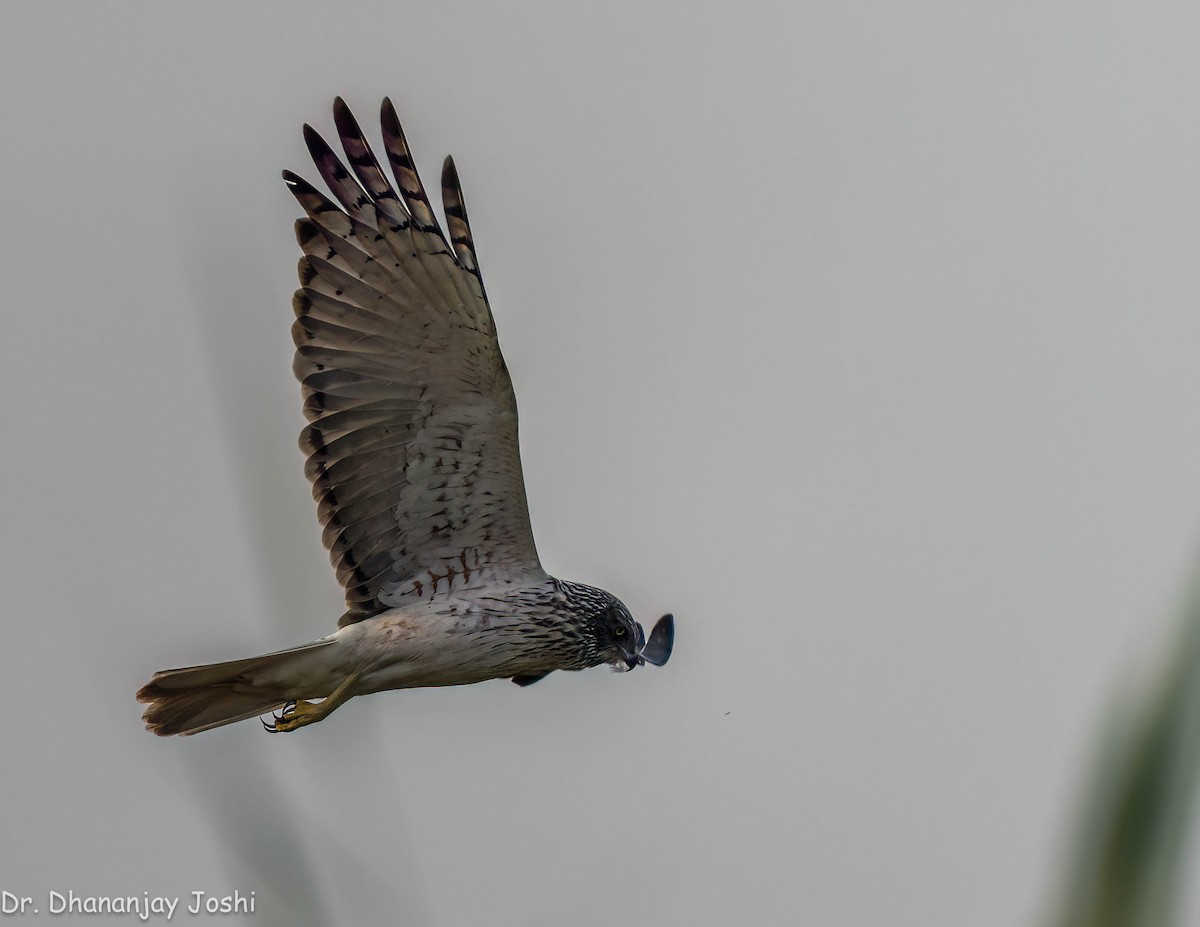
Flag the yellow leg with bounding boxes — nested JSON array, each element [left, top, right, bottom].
[[265, 670, 362, 734]]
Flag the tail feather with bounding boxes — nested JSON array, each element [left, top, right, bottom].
[[137, 640, 334, 736]]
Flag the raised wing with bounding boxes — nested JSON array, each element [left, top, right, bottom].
[[287, 98, 543, 627]]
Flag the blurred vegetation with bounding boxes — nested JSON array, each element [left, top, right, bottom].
[[1053, 569, 1200, 927]]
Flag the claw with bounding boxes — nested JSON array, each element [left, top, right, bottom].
[[261, 700, 298, 733], [259, 672, 362, 734]]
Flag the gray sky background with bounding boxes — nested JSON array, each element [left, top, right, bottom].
[[3, 2, 1200, 925]]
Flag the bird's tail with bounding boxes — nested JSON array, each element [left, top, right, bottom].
[[137, 639, 334, 736]]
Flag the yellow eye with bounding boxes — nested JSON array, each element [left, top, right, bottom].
[[614, 626, 627, 638]]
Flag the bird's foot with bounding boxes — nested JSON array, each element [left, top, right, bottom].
[[263, 699, 324, 733], [261, 671, 362, 734]]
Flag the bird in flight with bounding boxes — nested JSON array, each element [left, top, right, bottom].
[[137, 98, 673, 736]]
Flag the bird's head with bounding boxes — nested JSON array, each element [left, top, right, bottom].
[[557, 581, 674, 671], [599, 597, 645, 672]]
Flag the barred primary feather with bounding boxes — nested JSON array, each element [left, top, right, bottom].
[[286, 98, 543, 627]]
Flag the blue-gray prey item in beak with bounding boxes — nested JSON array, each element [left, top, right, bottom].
[[640, 614, 674, 667]]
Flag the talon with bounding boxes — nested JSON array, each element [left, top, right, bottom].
[[261, 700, 299, 733], [259, 672, 362, 734]]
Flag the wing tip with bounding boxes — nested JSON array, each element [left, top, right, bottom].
[[332, 95, 358, 135]]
